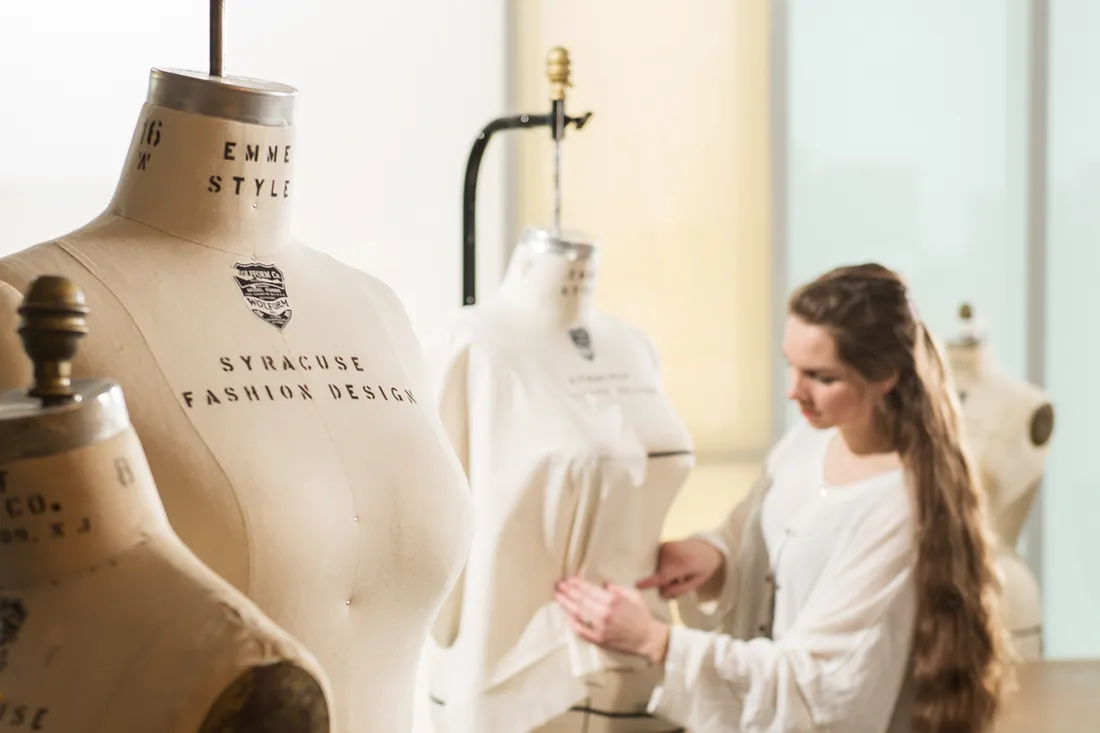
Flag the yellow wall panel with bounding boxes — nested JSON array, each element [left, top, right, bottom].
[[510, 0, 775, 457]]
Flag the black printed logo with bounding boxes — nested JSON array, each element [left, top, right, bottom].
[[0, 597, 27, 673], [569, 328, 594, 361], [232, 262, 292, 331]]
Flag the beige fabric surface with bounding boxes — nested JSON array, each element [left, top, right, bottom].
[[0, 427, 331, 733], [949, 341, 1052, 660]]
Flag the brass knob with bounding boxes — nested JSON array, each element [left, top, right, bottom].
[[958, 302, 973, 321], [547, 46, 572, 102], [17, 276, 90, 406]]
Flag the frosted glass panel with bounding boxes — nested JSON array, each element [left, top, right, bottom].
[[783, 0, 1029, 414], [1043, 0, 1100, 659]]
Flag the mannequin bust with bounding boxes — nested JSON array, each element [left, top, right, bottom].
[[945, 303, 1054, 660], [0, 276, 330, 733], [424, 227, 694, 733], [0, 69, 472, 733]]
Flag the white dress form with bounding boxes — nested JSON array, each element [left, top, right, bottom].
[[0, 70, 472, 733], [424, 230, 694, 733], [946, 330, 1054, 660], [0, 287, 331, 733]]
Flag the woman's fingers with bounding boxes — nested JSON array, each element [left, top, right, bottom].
[[566, 612, 603, 644], [636, 564, 690, 590], [659, 574, 705, 599], [555, 578, 612, 629], [559, 577, 612, 609], [554, 587, 585, 619]]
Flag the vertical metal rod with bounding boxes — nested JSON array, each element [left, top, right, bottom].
[[769, 0, 791, 446], [1021, 0, 1050, 646], [552, 105, 564, 234], [210, 0, 225, 77]]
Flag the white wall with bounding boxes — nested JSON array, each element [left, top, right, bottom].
[[0, 0, 509, 337]]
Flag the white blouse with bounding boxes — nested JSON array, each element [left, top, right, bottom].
[[649, 422, 918, 733]]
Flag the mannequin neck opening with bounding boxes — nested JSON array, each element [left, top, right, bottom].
[[106, 69, 299, 260], [497, 233, 600, 329], [0, 427, 172, 590]]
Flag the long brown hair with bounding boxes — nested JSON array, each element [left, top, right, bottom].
[[789, 263, 1012, 733]]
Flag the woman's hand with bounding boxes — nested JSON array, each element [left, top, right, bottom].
[[554, 577, 670, 664], [635, 538, 726, 599]]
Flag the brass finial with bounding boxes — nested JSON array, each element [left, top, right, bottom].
[[959, 302, 973, 321], [17, 276, 90, 406], [547, 47, 572, 101]]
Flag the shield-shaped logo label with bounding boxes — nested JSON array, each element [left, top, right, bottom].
[[231, 262, 292, 331], [569, 327, 595, 361]]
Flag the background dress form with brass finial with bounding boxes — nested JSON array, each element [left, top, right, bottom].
[[947, 303, 1054, 660]]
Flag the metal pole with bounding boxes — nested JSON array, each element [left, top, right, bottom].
[[210, 0, 224, 77], [769, 0, 791, 445], [1021, 0, 1050, 641], [553, 105, 564, 234]]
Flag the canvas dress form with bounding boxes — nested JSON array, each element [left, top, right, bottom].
[[424, 241, 694, 733], [0, 331, 331, 733], [948, 339, 1053, 660], [0, 70, 472, 733]]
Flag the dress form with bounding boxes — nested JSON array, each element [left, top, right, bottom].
[[0, 69, 472, 733], [946, 304, 1054, 660], [425, 228, 694, 733], [0, 276, 330, 733]]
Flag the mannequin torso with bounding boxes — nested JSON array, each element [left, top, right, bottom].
[[425, 232, 693, 733], [0, 360, 330, 733], [946, 337, 1054, 659], [0, 72, 472, 733]]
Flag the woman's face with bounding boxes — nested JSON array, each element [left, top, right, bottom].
[[783, 315, 891, 430]]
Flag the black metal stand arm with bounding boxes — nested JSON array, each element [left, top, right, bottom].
[[461, 106, 593, 306]]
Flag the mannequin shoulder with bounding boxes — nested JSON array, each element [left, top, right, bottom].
[[422, 307, 476, 352], [421, 306, 508, 378], [107, 539, 333, 732], [0, 272, 30, 390], [597, 315, 663, 369], [0, 240, 70, 309], [982, 370, 1051, 409], [0, 239, 82, 286], [0, 274, 21, 308], [298, 250, 411, 318], [972, 373, 1055, 447], [298, 253, 431, 365], [198, 662, 330, 733]]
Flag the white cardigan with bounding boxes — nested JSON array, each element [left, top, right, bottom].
[[648, 423, 918, 733]]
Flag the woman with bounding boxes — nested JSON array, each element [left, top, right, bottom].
[[554, 264, 1011, 732]]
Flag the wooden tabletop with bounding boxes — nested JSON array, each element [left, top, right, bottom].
[[996, 660, 1100, 732]]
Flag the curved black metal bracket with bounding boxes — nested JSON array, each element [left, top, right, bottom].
[[462, 103, 593, 306]]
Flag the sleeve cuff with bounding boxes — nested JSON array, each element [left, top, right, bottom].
[[675, 534, 739, 631], [693, 530, 732, 559], [647, 626, 722, 724]]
